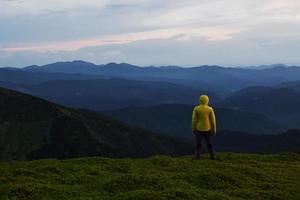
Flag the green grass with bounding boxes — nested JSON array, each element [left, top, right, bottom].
[[1, 153, 300, 200]]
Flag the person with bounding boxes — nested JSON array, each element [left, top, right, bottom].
[[192, 95, 217, 160]]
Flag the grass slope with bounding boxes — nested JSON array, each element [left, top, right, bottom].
[[0, 87, 191, 160], [1, 153, 300, 200]]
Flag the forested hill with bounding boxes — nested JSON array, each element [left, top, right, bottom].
[[0, 87, 191, 160]]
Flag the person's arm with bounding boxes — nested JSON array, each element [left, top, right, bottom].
[[192, 108, 197, 133], [210, 108, 217, 134]]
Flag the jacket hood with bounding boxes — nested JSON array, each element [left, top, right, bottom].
[[199, 95, 209, 105]]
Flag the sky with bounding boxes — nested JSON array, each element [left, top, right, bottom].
[[0, 0, 300, 67]]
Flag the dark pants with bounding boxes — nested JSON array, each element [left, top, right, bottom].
[[194, 131, 215, 159]]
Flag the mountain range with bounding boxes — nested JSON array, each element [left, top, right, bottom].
[[219, 86, 300, 127], [277, 80, 300, 92], [0, 78, 218, 111], [1, 79, 299, 132], [104, 104, 289, 138], [1, 61, 300, 135], [4, 61, 300, 96], [1, 61, 300, 153], [0, 67, 105, 85], [1, 86, 300, 161]]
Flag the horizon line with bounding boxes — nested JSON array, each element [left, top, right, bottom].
[[1, 60, 299, 69]]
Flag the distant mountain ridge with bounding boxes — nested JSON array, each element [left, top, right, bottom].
[[276, 80, 300, 92], [0, 78, 218, 111], [2, 61, 300, 96], [1, 78, 300, 133], [14, 61, 299, 72], [1, 73, 300, 132], [14, 61, 300, 95], [0, 67, 106, 84], [220, 86, 300, 127], [104, 104, 289, 138], [1, 60, 300, 137]]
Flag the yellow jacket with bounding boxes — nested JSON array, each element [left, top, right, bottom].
[[192, 95, 217, 134]]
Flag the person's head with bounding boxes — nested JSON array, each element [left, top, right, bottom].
[[199, 95, 209, 105]]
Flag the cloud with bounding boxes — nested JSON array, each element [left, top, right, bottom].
[[2, 35, 300, 67], [1, 26, 242, 52], [0, 0, 108, 17], [0, 0, 300, 66]]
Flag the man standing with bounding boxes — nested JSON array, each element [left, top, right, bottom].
[[192, 95, 217, 160]]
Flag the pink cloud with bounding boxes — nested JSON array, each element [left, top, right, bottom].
[[2, 27, 241, 52]]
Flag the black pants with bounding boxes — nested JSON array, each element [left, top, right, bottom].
[[194, 131, 214, 159]]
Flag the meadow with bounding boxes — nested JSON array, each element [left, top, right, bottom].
[[1, 153, 300, 200]]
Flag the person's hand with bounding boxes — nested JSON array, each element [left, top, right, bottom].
[[210, 129, 216, 135]]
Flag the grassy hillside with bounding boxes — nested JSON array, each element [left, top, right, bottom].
[[0, 153, 300, 200], [0, 87, 191, 160]]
